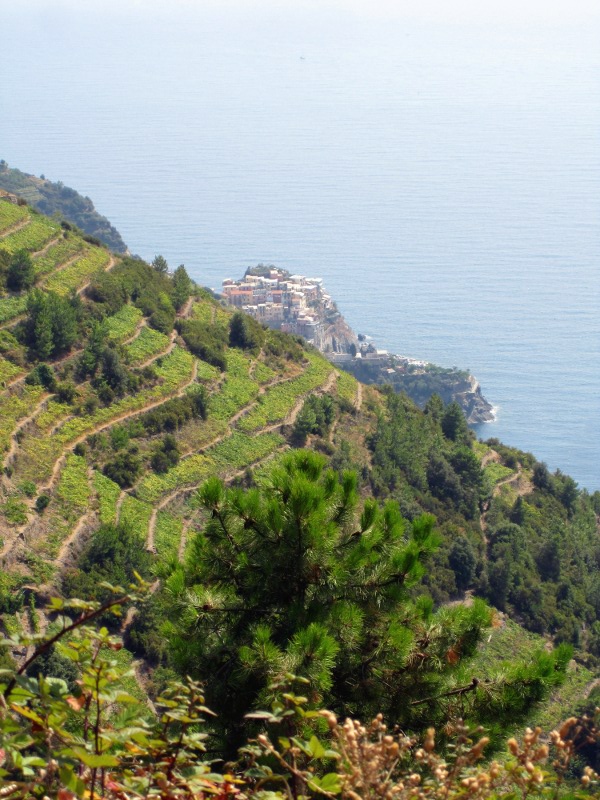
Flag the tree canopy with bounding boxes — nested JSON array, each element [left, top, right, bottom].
[[162, 450, 569, 755]]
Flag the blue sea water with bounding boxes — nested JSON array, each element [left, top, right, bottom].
[[1, 3, 599, 490]]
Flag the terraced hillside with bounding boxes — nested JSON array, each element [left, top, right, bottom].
[[1, 196, 599, 757], [0, 199, 359, 593]]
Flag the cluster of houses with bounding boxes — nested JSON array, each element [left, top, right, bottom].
[[221, 268, 336, 348]]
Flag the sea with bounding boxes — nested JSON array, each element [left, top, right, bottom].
[[1, 2, 599, 491]]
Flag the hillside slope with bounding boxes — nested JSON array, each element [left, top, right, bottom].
[[0, 195, 599, 766]]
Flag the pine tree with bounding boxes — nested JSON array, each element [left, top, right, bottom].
[[163, 451, 569, 755], [152, 254, 169, 274], [25, 289, 78, 359], [7, 249, 35, 291], [171, 264, 192, 310]]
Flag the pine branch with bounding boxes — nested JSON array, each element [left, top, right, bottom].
[[409, 677, 481, 706]]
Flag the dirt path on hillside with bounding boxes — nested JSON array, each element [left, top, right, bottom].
[[122, 318, 147, 346], [355, 381, 363, 410], [54, 510, 94, 569], [248, 348, 264, 379], [0, 217, 30, 239], [3, 394, 50, 470], [76, 254, 117, 296], [31, 235, 62, 259], [38, 360, 199, 496], [137, 370, 338, 509], [0, 313, 26, 332], [481, 449, 500, 468], [260, 370, 338, 435], [136, 329, 177, 369], [1, 369, 209, 560], [120, 314, 148, 347], [479, 463, 533, 535], [146, 485, 192, 552], [178, 296, 194, 319], [115, 491, 126, 525]]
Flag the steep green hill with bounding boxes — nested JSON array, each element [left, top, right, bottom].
[[0, 195, 599, 781], [0, 161, 127, 252]]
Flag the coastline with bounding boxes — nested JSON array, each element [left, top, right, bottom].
[[220, 266, 495, 424]]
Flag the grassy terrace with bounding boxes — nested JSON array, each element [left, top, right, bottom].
[[0, 357, 24, 385], [336, 369, 358, 404], [35, 400, 72, 432], [191, 300, 214, 325], [93, 471, 121, 525], [226, 348, 254, 376], [14, 347, 195, 483], [0, 295, 27, 325], [125, 325, 169, 364], [208, 371, 260, 421], [210, 430, 284, 471], [106, 304, 143, 342], [56, 455, 90, 521], [484, 461, 515, 486], [52, 346, 194, 444], [0, 236, 88, 326], [43, 246, 111, 295], [0, 200, 29, 233], [237, 353, 332, 432], [120, 495, 153, 541], [195, 358, 221, 382], [253, 361, 276, 384], [136, 453, 210, 503], [0, 384, 45, 455], [154, 511, 183, 562], [136, 430, 284, 503], [33, 235, 85, 278], [0, 213, 59, 254]]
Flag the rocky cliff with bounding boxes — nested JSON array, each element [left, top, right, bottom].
[[333, 352, 495, 423]]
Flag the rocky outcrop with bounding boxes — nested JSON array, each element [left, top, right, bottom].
[[327, 350, 494, 425], [453, 378, 495, 424], [321, 315, 359, 354]]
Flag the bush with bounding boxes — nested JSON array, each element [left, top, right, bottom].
[[229, 310, 264, 352], [25, 363, 56, 391], [178, 318, 228, 370], [149, 309, 174, 334], [103, 450, 142, 488], [55, 381, 77, 404], [150, 434, 180, 473], [19, 481, 37, 498]]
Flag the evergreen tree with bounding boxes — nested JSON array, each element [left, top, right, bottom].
[[152, 254, 169, 274], [164, 450, 569, 755], [76, 321, 107, 378], [25, 290, 78, 359], [7, 249, 35, 291], [441, 401, 470, 443], [229, 310, 264, 351], [171, 264, 192, 310], [100, 347, 128, 395]]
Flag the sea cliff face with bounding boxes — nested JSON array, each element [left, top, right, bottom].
[[331, 352, 494, 423]]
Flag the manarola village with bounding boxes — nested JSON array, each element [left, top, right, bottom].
[[0, 1, 598, 798]]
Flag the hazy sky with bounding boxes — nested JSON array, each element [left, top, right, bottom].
[[6, 0, 600, 25]]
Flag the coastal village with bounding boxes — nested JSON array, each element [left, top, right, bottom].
[[222, 267, 338, 351], [221, 266, 426, 370], [221, 266, 494, 423]]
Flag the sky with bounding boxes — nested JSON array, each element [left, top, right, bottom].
[[5, 0, 600, 25]]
